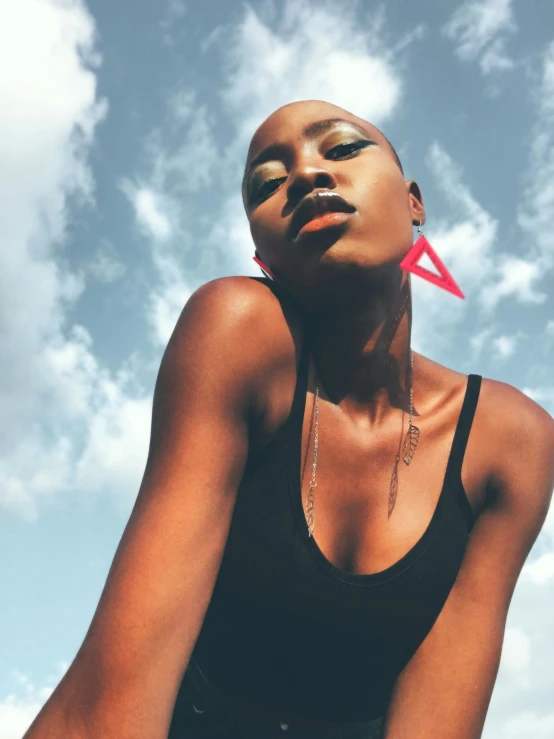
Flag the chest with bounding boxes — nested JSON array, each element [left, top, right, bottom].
[[251, 374, 488, 578]]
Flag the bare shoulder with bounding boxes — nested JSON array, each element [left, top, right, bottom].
[[475, 377, 554, 531], [477, 377, 554, 449], [174, 275, 288, 335], [417, 357, 553, 521], [166, 277, 303, 428], [169, 276, 300, 372], [422, 354, 554, 444], [177, 275, 299, 339]]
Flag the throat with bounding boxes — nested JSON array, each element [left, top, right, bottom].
[[309, 279, 415, 420]]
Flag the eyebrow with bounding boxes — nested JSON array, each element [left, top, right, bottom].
[[244, 117, 370, 181]]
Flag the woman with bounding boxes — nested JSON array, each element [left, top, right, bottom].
[[25, 100, 554, 739]]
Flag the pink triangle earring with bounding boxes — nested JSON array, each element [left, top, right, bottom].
[[400, 223, 465, 299], [253, 255, 279, 283]]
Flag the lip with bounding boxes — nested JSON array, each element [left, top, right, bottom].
[[289, 191, 356, 241]]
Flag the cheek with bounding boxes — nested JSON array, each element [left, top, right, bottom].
[[363, 169, 404, 205], [364, 175, 412, 227], [352, 174, 413, 255], [250, 209, 284, 252]]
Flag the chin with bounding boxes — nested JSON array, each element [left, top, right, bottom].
[[316, 239, 393, 272]]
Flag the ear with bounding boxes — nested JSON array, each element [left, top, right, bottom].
[[406, 181, 426, 228]]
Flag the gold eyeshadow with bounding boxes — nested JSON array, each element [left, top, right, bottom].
[[246, 123, 375, 204]]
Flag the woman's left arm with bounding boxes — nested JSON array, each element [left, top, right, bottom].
[[382, 383, 554, 739]]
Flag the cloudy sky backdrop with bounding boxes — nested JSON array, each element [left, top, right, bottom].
[[1, 0, 554, 736]]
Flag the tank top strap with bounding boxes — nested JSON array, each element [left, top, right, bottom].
[[243, 331, 311, 476], [288, 332, 311, 422], [445, 374, 482, 530]]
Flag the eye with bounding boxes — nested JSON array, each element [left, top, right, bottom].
[[326, 140, 372, 160], [251, 176, 286, 204]]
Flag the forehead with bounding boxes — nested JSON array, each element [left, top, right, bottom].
[[245, 101, 383, 166]]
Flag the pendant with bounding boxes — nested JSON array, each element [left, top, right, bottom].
[[306, 485, 315, 537], [388, 454, 400, 518], [402, 423, 420, 465]]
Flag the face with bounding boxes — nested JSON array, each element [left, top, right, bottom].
[[242, 100, 425, 304]]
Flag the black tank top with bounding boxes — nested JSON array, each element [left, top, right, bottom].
[[191, 313, 481, 723]]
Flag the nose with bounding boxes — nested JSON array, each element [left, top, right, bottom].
[[286, 158, 338, 203]]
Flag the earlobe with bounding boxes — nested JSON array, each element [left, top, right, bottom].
[[406, 181, 425, 227]]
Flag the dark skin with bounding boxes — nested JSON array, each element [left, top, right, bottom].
[[24, 100, 554, 739], [241, 100, 531, 570]]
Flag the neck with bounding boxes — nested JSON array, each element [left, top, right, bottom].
[[308, 273, 413, 425]]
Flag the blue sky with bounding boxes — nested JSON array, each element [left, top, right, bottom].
[[1, 0, 554, 736]]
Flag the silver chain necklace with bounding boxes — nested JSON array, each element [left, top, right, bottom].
[[305, 348, 419, 537]]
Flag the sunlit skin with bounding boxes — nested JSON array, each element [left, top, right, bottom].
[[234, 100, 554, 735], [242, 100, 426, 428], [23, 101, 554, 739], [239, 100, 481, 577], [242, 101, 424, 308]]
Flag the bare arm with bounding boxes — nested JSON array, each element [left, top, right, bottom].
[[382, 382, 554, 739], [23, 277, 275, 739]]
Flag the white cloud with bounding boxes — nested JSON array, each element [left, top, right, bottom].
[[522, 386, 554, 416], [425, 144, 498, 284], [411, 143, 496, 352], [220, 2, 404, 146], [413, 143, 547, 357], [480, 37, 514, 75], [522, 387, 554, 402], [472, 328, 527, 362], [160, 0, 187, 47], [547, 320, 554, 336], [148, 89, 218, 195], [124, 185, 173, 241], [443, 0, 516, 75], [0, 0, 152, 520], [0, 0, 101, 508], [524, 553, 554, 586], [74, 370, 152, 514], [121, 182, 192, 345], [0, 434, 73, 521], [85, 241, 126, 283], [121, 89, 219, 250], [422, 144, 546, 333], [0, 693, 48, 739], [200, 1, 411, 277], [484, 549, 554, 737], [518, 43, 554, 265], [121, 87, 218, 240], [492, 333, 518, 359], [121, 88, 216, 344], [203, 192, 256, 276], [147, 253, 192, 346], [0, 665, 68, 739], [471, 327, 494, 358], [499, 627, 531, 688], [125, 2, 412, 337], [0, 0, 105, 430], [493, 711, 554, 739], [479, 255, 547, 309]]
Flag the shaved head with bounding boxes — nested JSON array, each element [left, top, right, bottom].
[[244, 100, 403, 191], [241, 98, 424, 304]]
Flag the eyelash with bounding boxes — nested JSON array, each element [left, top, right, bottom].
[[251, 140, 372, 204], [327, 140, 370, 160]]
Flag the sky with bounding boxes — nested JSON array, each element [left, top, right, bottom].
[[1, 0, 553, 736]]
